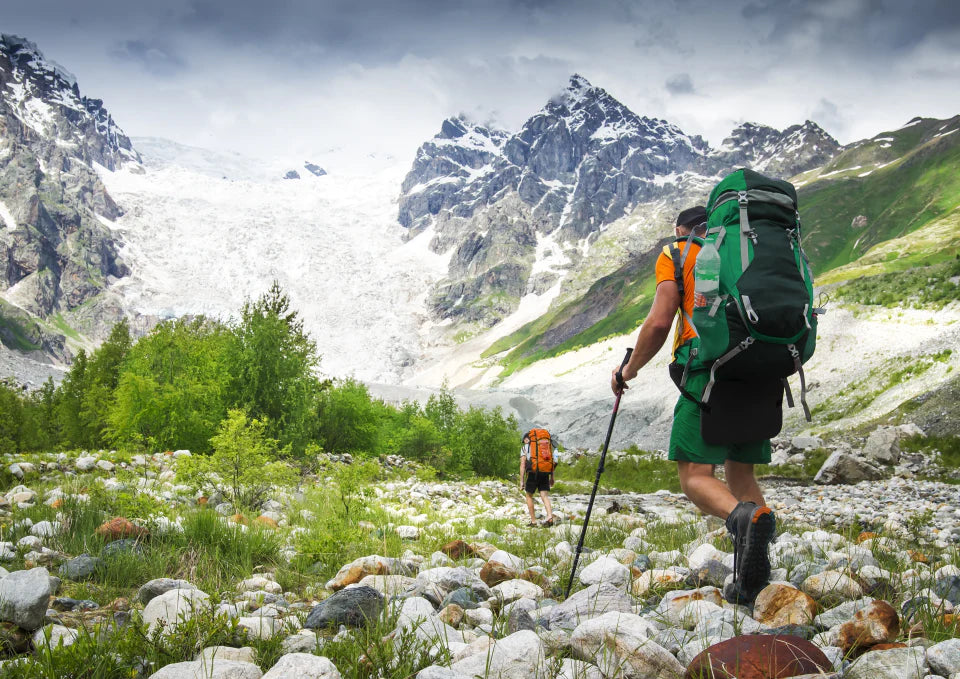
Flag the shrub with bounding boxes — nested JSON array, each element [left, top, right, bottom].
[[177, 409, 295, 510]]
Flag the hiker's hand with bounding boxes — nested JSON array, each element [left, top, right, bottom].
[[611, 368, 628, 394]]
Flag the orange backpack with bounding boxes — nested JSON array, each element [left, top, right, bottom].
[[528, 428, 555, 473]]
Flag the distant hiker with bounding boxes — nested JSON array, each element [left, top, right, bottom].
[[611, 186, 814, 602], [520, 428, 557, 526]]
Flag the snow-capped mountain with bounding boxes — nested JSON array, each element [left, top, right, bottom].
[[714, 120, 840, 179], [0, 35, 139, 356], [399, 75, 839, 331]]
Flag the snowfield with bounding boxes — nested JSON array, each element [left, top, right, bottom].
[[100, 140, 448, 384]]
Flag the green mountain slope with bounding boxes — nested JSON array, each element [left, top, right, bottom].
[[483, 115, 960, 377]]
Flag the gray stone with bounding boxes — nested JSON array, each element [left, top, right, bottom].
[[0, 566, 52, 630], [814, 597, 875, 629], [304, 585, 383, 629], [147, 659, 263, 679], [864, 427, 901, 466], [449, 629, 545, 679], [926, 638, 960, 677], [59, 554, 103, 581], [196, 647, 256, 664], [281, 633, 324, 654], [814, 451, 885, 485], [935, 575, 960, 605], [844, 646, 927, 679], [441, 587, 479, 610], [569, 610, 684, 679], [261, 653, 341, 679], [547, 583, 634, 631], [138, 578, 198, 605], [142, 588, 212, 635], [32, 624, 78, 651]]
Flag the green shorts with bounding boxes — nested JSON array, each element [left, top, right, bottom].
[[667, 370, 771, 465]]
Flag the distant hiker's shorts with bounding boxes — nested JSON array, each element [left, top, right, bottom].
[[525, 471, 552, 494], [668, 370, 771, 465]]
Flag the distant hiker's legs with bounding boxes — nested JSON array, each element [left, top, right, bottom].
[[525, 493, 537, 522], [540, 490, 553, 522], [724, 460, 765, 506], [677, 461, 739, 520]]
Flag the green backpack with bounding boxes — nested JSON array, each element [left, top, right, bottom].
[[674, 168, 817, 421]]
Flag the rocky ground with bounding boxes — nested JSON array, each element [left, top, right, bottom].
[[0, 441, 958, 678]]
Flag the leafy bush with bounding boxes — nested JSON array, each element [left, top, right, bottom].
[[177, 409, 295, 510], [834, 258, 960, 308]]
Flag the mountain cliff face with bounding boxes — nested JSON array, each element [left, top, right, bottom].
[[0, 35, 138, 357], [400, 75, 840, 330]]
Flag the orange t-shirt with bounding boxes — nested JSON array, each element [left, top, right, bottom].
[[654, 240, 701, 357]]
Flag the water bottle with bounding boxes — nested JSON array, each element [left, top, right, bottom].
[[694, 240, 721, 330]]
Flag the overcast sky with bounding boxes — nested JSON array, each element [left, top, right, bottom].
[[5, 0, 960, 162]]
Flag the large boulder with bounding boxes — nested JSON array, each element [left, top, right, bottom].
[[449, 629, 546, 679], [844, 646, 927, 679], [547, 583, 634, 631], [147, 659, 263, 678], [814, 451, 884, 485], [142, 588, 212, 635], [579, 555, 630, 588], [0, 567, 52, 631], [570, 611, 682, 679], [926, 637, 960, 677], [685, 634, 832, 679], [261, 653, 341, 679], [304, 585, 383, 629], [863, 427, 901, 466], [138, 578, 197, 605]]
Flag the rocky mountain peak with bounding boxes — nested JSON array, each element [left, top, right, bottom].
[[0, 34, 135, 353], [714, 119, 840, 179]]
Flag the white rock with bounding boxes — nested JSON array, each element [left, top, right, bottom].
[[927, 638, 960, 677], [75, 456, 97, 472], [262, 654, 341, 679], [844, 646, 927, 679], [579, 555, 630, 588], [147, 659, 263, 678], [449, 629, 546, 679], [569, 610, 684, 679], [196, 647, 256, 664], [492, 579, 543, 603], [236, 616, 277, 640], [33, 624, 79, 651], [142, 588, 212, 635], [237, 576, 282, 594]]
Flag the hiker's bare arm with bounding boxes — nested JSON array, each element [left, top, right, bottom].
[[611, 280, 680, 392]]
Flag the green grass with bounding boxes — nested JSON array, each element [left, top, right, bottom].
[[0, 313, 42, 352], [49, 313, 83, 342], [553, 448, 681, 495], [830, 259, 960, 308], [811, 351, 953, 423]]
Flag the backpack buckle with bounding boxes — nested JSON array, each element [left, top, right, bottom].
[[737, 191, 749, 206]]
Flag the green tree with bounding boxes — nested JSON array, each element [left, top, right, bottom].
[[459, 406, 519, 478], [57, 349, 89, 448], [316, 379, 379, 454], [230, 281, 324, 454], [79, 319, 132, 448], [0, 382, 25, 454], [177, 409, 295, 509], [108, 317, 233, 452]]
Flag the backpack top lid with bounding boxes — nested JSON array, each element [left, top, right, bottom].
[[707, 168, 798, 217], [528, 428, 550, 441]]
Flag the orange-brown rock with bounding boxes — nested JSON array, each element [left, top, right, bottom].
[[197, 497, 208, 506], [520, 568, 550, 588], [326, 555, 394, 590], [686, 635, 832, 679], [95, 517, 148, 542], [480, 560, 517, 587], [255, 515, 279, 528], [752, 584, 818, 627], [441, 540, 475, 560], [856, 531, 879, 544], [943, 613, 957, 626], [229, 513, 248, 525], [438, 603, 465, 628], [836, 600, 900, 652], [908, 550, 928, 563], [469, 542, 499, 560], [50, 499, 63, 509]]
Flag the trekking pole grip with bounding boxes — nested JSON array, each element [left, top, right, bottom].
[[615, 348, 633, 391]]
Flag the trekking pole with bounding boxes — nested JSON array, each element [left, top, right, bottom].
[[564, 347, 633, 599]]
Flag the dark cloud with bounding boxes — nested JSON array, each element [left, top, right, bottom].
[[665, 73, 695, 95], [108, 40, 186, 77]]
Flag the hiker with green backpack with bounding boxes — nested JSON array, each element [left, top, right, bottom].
[[610, 169, 819, 603]]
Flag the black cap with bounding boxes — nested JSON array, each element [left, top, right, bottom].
[[676, 206, 707, 228]]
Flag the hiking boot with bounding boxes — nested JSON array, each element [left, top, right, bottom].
[[725, 501, 776, 603]]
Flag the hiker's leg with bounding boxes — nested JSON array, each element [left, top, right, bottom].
[[677, 461, 739, 520], [540, 490, 553, 520], [525, 493, 537, 521], [724, 460, 765, 506]]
